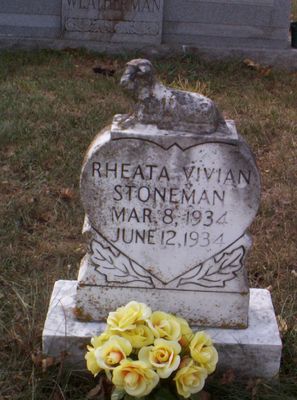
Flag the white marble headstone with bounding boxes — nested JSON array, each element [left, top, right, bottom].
[[42, 60, 281, 377], [76, 59, 261, 327]]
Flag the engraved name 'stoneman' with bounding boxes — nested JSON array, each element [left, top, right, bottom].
[[91, 160, 251, 248]]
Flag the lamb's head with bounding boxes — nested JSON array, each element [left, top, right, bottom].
[[120, 59, 155, 95]]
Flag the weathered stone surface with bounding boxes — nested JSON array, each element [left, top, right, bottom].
[[75, 60, 261, 327], [163, 0, 291, 49], [62, 0, 164, 44], [43, 280, 282, 378], [162, 34, 289, 51], [0, 0, 60, 40], [77, 235, 251, 327], [164, 0, 290, 28], [0, 0, 60, 15], [0, 14, 60, 39], [0, 0, 291, 51], [77, 93, 260, 326]]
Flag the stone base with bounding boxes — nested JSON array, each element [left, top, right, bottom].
[[43, 280, 282, 379], [76, 280, 249, 329], [0, 38, 296, 71]]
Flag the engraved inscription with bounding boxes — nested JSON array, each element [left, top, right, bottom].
[[65, 19, 159, 34], [62, 0, 163, 43], [91, 160, 252, 252], [81, 137, 260, 284]]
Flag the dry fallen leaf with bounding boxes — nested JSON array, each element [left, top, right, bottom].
[[244, 58, 259, 68], [246, 378, 262, 399], [246, 378, 255, 391], [42, 356, 56, 372], [291, 269, 297, 278], [198, 390, 212, 400], [7, 148, 16, 157], [86, 382, 103, 399], [243, 58, 272, 76], [259, 67, 272, 76], [51, 389, 65, 400], [31, 350, 43, 367], [277, 315, 288, 335], [59, 187, 75, 201], [31, 351, 67, 372]]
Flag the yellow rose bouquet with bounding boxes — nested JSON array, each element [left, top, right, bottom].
[[85, 301, 218, 399]]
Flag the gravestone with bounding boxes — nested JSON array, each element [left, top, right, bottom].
[[0, 0, 293, 59], [76, 60, 260, 328], [62, 0, 164, 44], [43, 59, 282, 378]]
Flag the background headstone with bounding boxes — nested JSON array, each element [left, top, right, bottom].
[[0, 0, 292, 54], [163, 0, 291, 49]]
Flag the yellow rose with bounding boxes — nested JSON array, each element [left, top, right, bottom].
[[176, 317, 194, 347], [85, 330, 113, 376], [139, 338, 181, 378], [148, 311, 181, 341], [91, 330, 112, 349], [95, 336, 132, 370], [85, 347, 101, 376], [121, 324, 154, 348], [112, 359, 159, 397], [189, 332, 218, 374], [174, 358, 207, 398], [107, 301, 152, 332]]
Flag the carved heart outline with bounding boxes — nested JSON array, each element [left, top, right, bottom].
[[81, 136, 260, 284]]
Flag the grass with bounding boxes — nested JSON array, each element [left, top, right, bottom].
[[292, 0, 297, 20], [0, 48, 297, 399]]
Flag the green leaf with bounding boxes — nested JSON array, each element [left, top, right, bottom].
[[124, 394, 139, 400], [190, 391, 210, 400], [111, 388, 126, 400], [153, 386, 178, 400]]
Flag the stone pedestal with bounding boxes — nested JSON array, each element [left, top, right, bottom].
[[43, 280, 282, 379]]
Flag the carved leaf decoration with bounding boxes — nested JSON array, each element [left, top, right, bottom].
[[90, 239, 154, 287], [178, 246, 245, 288]]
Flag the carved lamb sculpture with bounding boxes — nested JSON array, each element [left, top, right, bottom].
[[120, 59, 229, 134]]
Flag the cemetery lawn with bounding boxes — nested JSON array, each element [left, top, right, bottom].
[[0, 49, 296, 400], [293, 0, 297, 20]]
